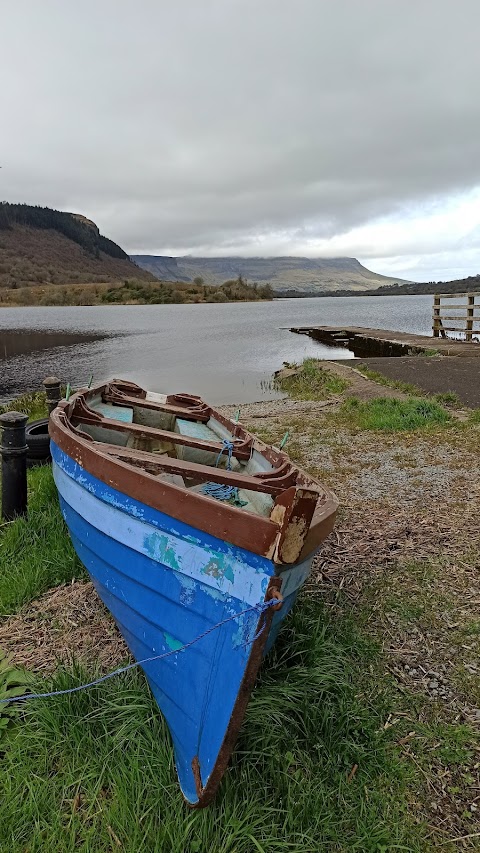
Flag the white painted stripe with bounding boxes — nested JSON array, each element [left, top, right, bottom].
[[53, 462, 272, 606]]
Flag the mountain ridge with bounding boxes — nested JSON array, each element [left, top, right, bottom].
[[132, 254, 407, 292]]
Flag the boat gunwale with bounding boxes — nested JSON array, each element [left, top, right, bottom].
[[50, 406, 282, 559], [50, 382, 338, 562]]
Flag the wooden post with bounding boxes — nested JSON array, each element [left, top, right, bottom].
[[433, 295, 440, 337], [466, 293, 474, 342], [0, 411, 28, 521]]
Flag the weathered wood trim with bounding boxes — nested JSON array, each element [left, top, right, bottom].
[[53, 383, 339, 564], [274, 488, 319, 564], [90, 443, 298, 496], [50, 410, 282, 558], [104, 387, 211, 422]]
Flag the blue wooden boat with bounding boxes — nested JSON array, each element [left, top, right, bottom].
[[50, 379, 337, 806]]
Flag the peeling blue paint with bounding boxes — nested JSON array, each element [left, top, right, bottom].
[[177, 572, 196, 605], [163, 632, 184, 652], [201, 555, 235, 583], [231, 613, 257, 649], [144, 532, 182, 571]]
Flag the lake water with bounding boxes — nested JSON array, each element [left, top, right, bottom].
[[0, 295, 433, 404]]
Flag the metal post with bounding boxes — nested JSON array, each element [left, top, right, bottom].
[[43, 376, 61, 416], [0, 411, 28, 521]]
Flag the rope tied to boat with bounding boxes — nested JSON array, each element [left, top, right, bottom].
[[0, 597, 280, 706], [215, 438, 235, 471], [202, 438, 248, 507]]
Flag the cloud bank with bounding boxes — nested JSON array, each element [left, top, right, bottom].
[[1, 0, 479, 280]]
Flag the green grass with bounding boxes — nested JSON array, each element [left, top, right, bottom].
[[0, 466, 83, 615], [275, 358, 348, 401], [469, 408, 480, 424], [355, 367, 462, 409], [431, 391, 462, 409], [355, 365, 420, 396], [339, 397, 451, 432], [0, 391, 48, 421], [0, 597, 427, 853], [0, 650, 32, 743]]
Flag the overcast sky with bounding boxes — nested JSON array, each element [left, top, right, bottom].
[[1, 0, 479, 281]]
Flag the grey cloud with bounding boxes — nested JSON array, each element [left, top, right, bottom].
[[1, 0, 480, 278]]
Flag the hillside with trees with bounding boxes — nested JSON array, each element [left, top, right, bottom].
[[0, 205, 274, 306], [0, 203, 155, 292]]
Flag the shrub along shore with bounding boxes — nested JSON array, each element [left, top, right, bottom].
[[0, 275, 274, 307], [0, 365, 479, 852]]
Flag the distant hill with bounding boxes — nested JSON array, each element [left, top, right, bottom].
[[132, 255, 407, 292], [0, 203, 155, 290], [346, 275, 480, 297], [289, 274, 480, 298]]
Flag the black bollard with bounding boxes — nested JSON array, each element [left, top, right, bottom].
[[0, 411, 29, 521], [43, 376, 61, 416]]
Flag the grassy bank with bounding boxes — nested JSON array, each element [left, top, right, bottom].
[[339, 396, 451, 431], [274, 358, 348, 400], [1, 365, 480, 850]]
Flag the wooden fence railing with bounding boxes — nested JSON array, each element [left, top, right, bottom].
[[432, 292, 480, 340]]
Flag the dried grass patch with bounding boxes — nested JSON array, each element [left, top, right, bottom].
[[0, 581, 128, 674]]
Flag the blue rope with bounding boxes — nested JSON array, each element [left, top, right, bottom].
[[215, 439, 235, 471], [202, 482, 243, 503], [202, 439, 247, 505], [0, 599, 278, 706]]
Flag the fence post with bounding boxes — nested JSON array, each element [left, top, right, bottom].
[[0, 411, 29, 521], [433, 295, 440, 337], [466, 294, 474, 342], [43, 376, 61, 416]]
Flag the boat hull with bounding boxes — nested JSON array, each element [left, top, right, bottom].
[[52, 441, 316, 805]]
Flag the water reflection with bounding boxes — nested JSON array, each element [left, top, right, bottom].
[[0, 329, 105, 360], [0, 295, 432, 404]]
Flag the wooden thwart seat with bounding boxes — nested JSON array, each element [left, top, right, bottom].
[[70, 398, 252, 463], [98, 444, 299, 497]]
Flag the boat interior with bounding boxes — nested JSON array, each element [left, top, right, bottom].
[[62, 380, 314, 519]]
